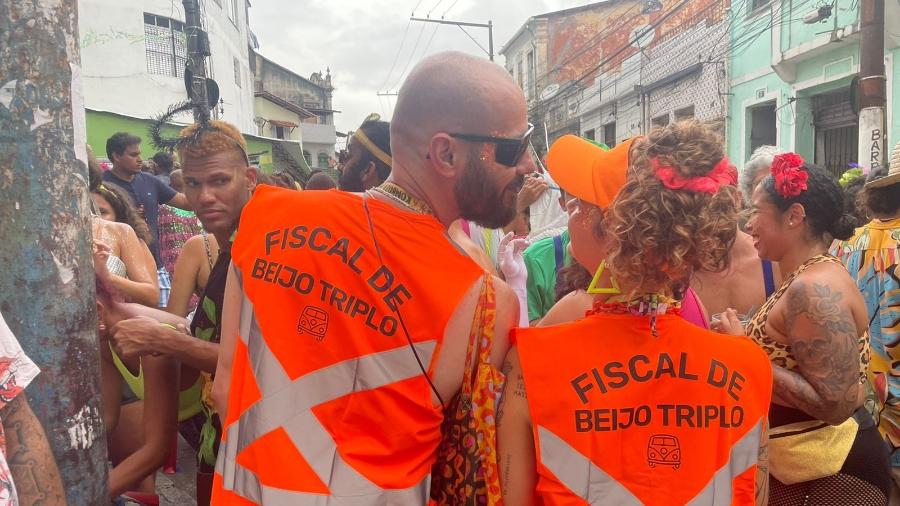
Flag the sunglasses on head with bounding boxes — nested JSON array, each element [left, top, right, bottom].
[[448, 123, 535, 167]]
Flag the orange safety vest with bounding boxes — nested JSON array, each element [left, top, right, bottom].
[[212, 186, 483, 505], [516, 313, 773, 505]]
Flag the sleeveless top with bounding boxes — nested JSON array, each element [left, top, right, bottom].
[[107, 255, 127, 278], [745, 254, 869, 377], [745, 254, 870, 426], [109, 341, 203, 422]]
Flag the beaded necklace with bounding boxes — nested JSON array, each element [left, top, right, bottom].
[[589, 294, 681, 337], [370, 182, 435, 217]]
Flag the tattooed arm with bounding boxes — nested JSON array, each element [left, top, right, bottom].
[[497, 347, 537, 506], [773, 279, 861, 424], [755, 420, 769, 506], [3, 395, 66, 505]]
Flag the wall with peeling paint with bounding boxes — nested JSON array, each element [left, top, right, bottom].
[[726, 0, 900, 169], [0, 1, 109, 504], [505, 0, 732, 152]]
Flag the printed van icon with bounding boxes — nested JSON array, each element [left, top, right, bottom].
[[648, 434, 681, 469], [297, 305, 329, 341]]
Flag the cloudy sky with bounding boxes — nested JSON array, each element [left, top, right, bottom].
[[249, 0, 589, 144]]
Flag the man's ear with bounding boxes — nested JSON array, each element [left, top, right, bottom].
[[246, 166, 259, 191], [361, 161, 378, 188], [428, 134, 459, 179]]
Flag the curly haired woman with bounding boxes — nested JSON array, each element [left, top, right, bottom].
[[498, 121, 774, 505], [718, 154, 891, 505]]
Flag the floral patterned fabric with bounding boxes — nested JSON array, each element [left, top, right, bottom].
[[0, 312, 40, 506], [431, 274, 504, 505], [832, 218, 900, 467]]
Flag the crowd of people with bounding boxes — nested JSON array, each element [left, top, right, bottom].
[[1, 50, 898, 506]]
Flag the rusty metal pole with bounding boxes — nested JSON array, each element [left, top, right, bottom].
[[0, 1, 109, 504], [858, 0, 886, 168]]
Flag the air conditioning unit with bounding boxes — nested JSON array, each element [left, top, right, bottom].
[[755, 88, 767, 100]]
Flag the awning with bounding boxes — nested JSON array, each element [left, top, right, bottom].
[[269, 119, 299, 128]]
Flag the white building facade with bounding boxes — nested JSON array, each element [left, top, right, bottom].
[[78, 0, 255, 134]]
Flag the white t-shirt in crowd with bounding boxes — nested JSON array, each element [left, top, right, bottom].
[[0, 313, 40, 506]]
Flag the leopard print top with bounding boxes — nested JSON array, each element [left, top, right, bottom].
[[745, 254, 869, 381]]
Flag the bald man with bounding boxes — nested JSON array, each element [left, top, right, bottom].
[[211, 52, 534, 503]]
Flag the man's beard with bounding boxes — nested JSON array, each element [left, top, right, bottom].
[[455, 156, 523, 229], [338, 163, 364, 192]]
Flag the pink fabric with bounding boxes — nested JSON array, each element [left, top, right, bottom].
[[680, 287, 709, 329]]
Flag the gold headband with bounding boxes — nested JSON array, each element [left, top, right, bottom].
[[353, 130, 392, 167]]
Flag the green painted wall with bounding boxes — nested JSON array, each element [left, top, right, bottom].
[[727, 0, 899, 168], [85, 109, 275, 172]]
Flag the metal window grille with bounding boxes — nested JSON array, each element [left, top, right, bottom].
[[144, 13, 187, 77], [674, 105, 695, 121], [813, 88, 857, 177], [318, 153, 329, 168]]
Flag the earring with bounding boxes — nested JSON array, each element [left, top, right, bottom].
[[587, 260, 621, 295]]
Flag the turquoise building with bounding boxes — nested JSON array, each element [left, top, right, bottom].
[[727, 0, 899, 175]]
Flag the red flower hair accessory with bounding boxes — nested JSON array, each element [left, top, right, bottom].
[[771, 152, 808, 198], [652, 157, 737, 194]]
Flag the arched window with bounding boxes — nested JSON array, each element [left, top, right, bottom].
[[318, 153, 329, 168], [303, 150, 311, 166]]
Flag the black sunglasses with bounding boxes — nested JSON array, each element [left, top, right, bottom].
[[448, 123, 535, 167]]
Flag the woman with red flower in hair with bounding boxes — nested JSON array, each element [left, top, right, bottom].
[[717, 154, 891, 504]]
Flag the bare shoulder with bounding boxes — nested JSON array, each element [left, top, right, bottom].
[[778, 268, 860, 335], [539, 290, 592, 327], [791, 262, 862, 306]]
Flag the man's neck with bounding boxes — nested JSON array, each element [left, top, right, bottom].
[[383, 170, 458, 228], [213, 232, 233, 253], [110, 165, 136, 182]]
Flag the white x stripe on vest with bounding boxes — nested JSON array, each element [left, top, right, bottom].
[[216, 289, 434, 504], [537, 418, 764, 505]]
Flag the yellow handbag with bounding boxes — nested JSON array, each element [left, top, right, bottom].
[[768, 416, 859, 485]]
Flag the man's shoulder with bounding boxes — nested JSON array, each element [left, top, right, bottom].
[[101, 170, 121, 183]]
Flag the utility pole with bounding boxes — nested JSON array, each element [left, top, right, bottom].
[[411, 17, 494, 61], [858, 0, 886, 168], [184, 0, 212, 122], [0, 1, 108, 504]]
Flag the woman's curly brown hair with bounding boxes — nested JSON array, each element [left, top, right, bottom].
[[605, 120, 739, 298]]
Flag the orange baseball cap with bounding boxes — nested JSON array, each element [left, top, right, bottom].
[[546, 135, 638, 208]]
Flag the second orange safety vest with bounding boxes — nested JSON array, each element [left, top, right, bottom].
[[212, 186, 484, 505], [516, 313, 773, 505]]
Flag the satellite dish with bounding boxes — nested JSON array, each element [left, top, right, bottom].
[[540, 83, 560, 101]]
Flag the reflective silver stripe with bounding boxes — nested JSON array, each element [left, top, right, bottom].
[[537, 417, 765, 505], [222, 471, 429, 505], [537, 426, 642, 505], [686, 418, 764, 506], [216, 290, 437, 504]]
